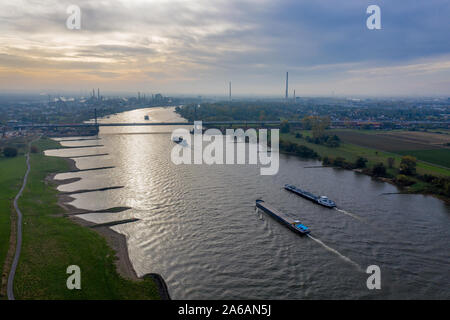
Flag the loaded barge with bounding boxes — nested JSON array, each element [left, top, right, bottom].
[[255, 200, 310, 235], [172, 136, 183, 143], [284, 184, 336, 208]]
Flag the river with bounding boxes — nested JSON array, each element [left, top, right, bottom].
[[45, 107, 450, 299]]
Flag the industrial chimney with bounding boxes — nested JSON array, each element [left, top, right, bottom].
[[285, 72, 289, 100]]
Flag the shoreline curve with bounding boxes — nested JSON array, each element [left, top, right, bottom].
[[48, 148, 171, 300]]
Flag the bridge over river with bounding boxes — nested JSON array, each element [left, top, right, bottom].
[[8, 120, 450, 130], [10, 120, 294, 129]]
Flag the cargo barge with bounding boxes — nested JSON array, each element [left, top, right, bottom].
[[172, 136, 183, 143], [284, 184, 336, 208], [255, 200, 310, 235]]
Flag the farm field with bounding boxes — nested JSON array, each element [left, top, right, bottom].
[[379, 131, 450, 147], [282, 131, 450, 176], [329, 130, 450, 152], [327, 129, 450, 169]]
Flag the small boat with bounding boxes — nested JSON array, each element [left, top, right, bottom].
[[172, 136, 183, 143], [255, 200, 310, 235], [284, 184, 336, 208], [144, 115, 149, 120]]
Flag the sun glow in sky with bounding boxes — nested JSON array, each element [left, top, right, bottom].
[[1, 0, 450, 96]]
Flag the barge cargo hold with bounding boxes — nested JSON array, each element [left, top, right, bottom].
[[284, 184, 336, 208], [255, 200, 310, 235]]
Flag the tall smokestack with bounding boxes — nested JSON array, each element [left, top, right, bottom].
[[229, 81, 231, 101], [294, 89, 296, 102], [285, 72, 289, 100]]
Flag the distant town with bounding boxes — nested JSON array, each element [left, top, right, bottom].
[[0, 91, 202, 137], [1, 94, 449, 139]]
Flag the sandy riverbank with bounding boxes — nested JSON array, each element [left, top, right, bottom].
[[47, 156, 171, 299]]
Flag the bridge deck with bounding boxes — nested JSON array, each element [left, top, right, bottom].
[[10, 120, 450, 129]]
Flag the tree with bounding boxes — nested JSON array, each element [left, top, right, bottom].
[[311, 116, 331, 139], [301, 116, 314, 130], [324, 135, 340, 148], [399, 155, 417, 176], [355, 157, 368, 168], [279, 139, 318, 159], [333, 157, 346, 167], [301, 116, 330, 138], [372, 162, 387, 177], [445, 181, 450, 197], [258, 110, 266, 121], [3, 147, 18, 158], [30, 145, 39, 153], [387, 157, 395, 169], [280, 120, 290, 133], [395, 174, 415, 186]]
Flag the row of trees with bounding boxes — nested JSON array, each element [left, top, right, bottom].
[[323, 155, 417, 177], [322, 153, 450, 196], [302, 116, 341, 148], [281, 116, 341, 148], [279, 139, 319, 159], [305, 134, 341, 148], [1, 146, 18, 157], [301, 116, 330, 138], [0, 145, 38, 158], [322, 156, 369, 171]]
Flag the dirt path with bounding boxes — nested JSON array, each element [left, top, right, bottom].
[[6, 138, 38, 300]]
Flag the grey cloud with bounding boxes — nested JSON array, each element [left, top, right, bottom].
[[1, 0, 450, 95]]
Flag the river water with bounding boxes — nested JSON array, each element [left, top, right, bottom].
[[45, 107, 450, 299]]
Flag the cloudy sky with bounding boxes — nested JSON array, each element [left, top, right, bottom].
[[1, 0, 450, 96]]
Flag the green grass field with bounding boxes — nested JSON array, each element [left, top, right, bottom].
[[12, 138, 160, 299], [282, 131, 450, 177], [325, 129, 450, 172], [397, 149, 450, 169], [0, 155, 26, 293]]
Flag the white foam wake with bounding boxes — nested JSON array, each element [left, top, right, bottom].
[[307, 234, 363, 272], [335, 208, 365, 222]]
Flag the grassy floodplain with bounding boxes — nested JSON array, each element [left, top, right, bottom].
[[0, 137, 32, 299], [283, 129, 450, 176], [6, 137, 160, 299], [0, 156, 26, 298], [327, 129, 450, 170], [280, 129, 450, 199], [396, 149, 450, 169]]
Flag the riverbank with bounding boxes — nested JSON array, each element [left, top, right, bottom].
[[50, 144, 171, 299], [279, 132, 450, 203], [41, 109, 450, 299], [48, 169, 140, 281], [10, 137, 167, 299], [190, 122, 450, 202]]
